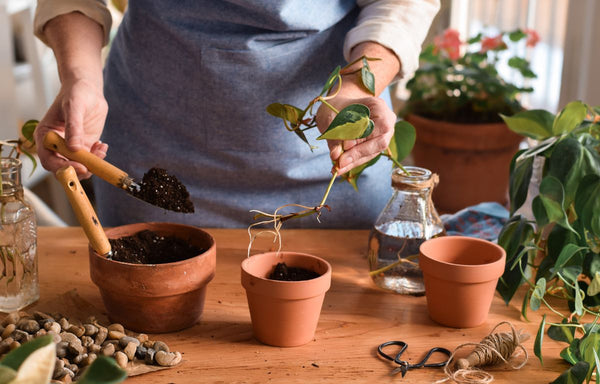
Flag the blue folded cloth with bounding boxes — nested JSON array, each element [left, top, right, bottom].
[[441, 202, 509, 241]]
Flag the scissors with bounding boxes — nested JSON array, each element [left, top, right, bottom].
[[377, 341, 451, 378]]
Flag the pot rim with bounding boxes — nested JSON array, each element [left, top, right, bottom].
[[92, 221, 216, 268], [420, 236, 505, 267], [241, 251, 332, 283]]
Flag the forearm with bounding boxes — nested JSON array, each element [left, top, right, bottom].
[[44, 12, 104, 87]]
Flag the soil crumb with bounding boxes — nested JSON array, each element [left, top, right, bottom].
[[131, 168, 194, 213], [109, 230, 204, 264], [268, 262, 320, 281]]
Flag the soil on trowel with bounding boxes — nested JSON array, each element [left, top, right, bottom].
[[268, 262, 321, 281], [109, 230, 204, 264], [131, 168, 194, 213]]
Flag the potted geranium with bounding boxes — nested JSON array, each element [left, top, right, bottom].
[[498, 101, 600, 383], [403, 28, 540, 213]]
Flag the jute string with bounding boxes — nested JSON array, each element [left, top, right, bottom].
[[434, 321, 529, 384], [392, 173, 439, 191]]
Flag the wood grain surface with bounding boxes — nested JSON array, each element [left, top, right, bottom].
[[32, 227, 570, 384]]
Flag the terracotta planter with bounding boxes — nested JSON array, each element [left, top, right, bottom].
[[406, 114, 523, 213], [419, 236, 506, 328], [241, 252, 332, 347], [89, 222, 216, 333]]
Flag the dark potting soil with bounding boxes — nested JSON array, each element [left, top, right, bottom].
[[131, 168, 194, 213], [109, 230, 204, 264], [268, 262, 320, 281]]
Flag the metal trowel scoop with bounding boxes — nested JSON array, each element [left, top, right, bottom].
[[56, 165, 112, 258], [44, 131, 194, 213]]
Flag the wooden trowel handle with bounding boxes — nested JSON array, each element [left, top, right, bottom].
[[44, 131, 130, 190], [56, 166, 112, 256]]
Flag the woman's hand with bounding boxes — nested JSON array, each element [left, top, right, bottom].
[[34, 76, 108, 179]]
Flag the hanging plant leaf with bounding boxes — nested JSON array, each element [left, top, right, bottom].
[[553, 101, 587, 136], [317, 104, 373, 141], [548, 319, 576, 343], [550, 244, 587, 280], [320, 66, 341, 96], [360, 58, 376, 95], [501, 109, 555, 140], [550, 361, 589, 384], [530, 277, 546, 311], [574, 174, 600, 238], [342, 155, 380, 191], [388, 120, 416, 165], [574, 280, 584, 316], [77, 355, 127, 384], [521, 290, 531, 321], [21, 120, 38, 143], [11, 342, 55, 384], [561, 339, 583, 365], [588, 272, 600, 296], [535, 315, 547, 365], [538, 176, 577, 235], [579, 333, 600, 381], [266, 103, 305, 125], [509, 152, 534, 214], [0, 335, 53, 371]]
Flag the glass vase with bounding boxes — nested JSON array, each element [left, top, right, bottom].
[[0, 158, 38, 311], [368, 166, 445, 295]]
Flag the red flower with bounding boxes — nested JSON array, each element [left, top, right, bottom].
[[524, 28, 540, 47], [480, 35, 506, 53], [434, 29, 461, 60]]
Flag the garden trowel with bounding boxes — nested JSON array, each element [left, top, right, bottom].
[[55, 165, 113, 258]]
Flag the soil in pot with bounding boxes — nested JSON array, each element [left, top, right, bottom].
[[268, 262, 321, 281], [131, 168, 194, 213], [109, 229, 204, 264]]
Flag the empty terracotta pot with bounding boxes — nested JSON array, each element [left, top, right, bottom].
[[419, 236, 506, 328], [89, 222, 216, 333], [241, 252, 331, 347]]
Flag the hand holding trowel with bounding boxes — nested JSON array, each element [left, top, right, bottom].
[[44, 131, 194, 213]]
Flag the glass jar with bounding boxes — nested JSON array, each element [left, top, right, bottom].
[[368, 166, 444, 295], [0, 158, 38, 311]]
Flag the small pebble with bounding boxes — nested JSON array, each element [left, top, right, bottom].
[[101, 343, 115, 357], [136, 333, 148, 343], [1, 324, 15, 339], [81, 336, 94, 348], [153, 341, 169, 353], [18, 319, 40, 333], [59, 318, 69, 331], [33, 311, 54, 322], [95, 327, 107, 345], [155, 350, 182, 367], [83, 324, 98, 336], [34, 329, 47, 338], [88, 343, 101, 354], [115, 351, 128, 369], [107, 324, 124, 333], [0, 338, 12, 354], [123, 342, 136, 360], [119, 336, 140, 348], [1, 312, 19, 326], [45, 322, 61, 334], [108, 330, 125, 340], [83, 353, 97, 366], [67, 325, 85, 338], [145, 348, 156, 364], [9, 341, 20, 350], [73, 353, 87, 365], [135, 345, 148, 359]]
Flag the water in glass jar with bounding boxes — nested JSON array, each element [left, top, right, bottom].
[[368, 220, 444, 295], [0, 208, 38, 311]]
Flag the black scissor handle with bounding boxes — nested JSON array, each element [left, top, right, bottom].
[[377, 341, 407, 362], [395, 346, 452, 369]]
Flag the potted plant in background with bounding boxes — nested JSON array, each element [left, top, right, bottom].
[[402, 28, 540, 213], [498, 101, 600, 383]]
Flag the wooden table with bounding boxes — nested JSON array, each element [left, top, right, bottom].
[[34, 227, 569, 383]]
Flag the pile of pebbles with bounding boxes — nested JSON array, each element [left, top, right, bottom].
[[0, 311, 182, 382]]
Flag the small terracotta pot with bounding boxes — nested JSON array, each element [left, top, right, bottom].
[[406, 114, 523, 213], [419, 236, 506, 328], [241, 252, 332, 347], [89, 222, 216, 333]]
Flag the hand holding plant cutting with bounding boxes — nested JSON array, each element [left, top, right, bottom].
[[498, 101, 600, 383]]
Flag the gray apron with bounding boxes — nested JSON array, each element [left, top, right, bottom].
[[96, 0, 392, 228]]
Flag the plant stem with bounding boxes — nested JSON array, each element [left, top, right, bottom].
[[320, 171, 338, 207], [319, 98, 340, 115], [384, 147, 411, 175]]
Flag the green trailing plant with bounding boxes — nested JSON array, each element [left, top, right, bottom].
[[403, 28, 538, 124], [497, 101, 600, 383], [248, 57, 416, 249], [0, 334, 127, 384]]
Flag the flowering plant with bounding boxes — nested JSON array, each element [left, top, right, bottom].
[[403, 28, 539, 124]]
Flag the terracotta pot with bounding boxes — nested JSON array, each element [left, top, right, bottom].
[[419, 236, 506, 328], [89, 222, 216, 333], [241, 252, 332, 347], [406, 114, 523, 213]]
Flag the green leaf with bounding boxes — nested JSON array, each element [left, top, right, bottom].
[[509, 29, 527, 41], [508, 57, 536, 78], [320, 66, 341, 96], [317, 104, 373, 140], [535, 315, 546, 365], [548, 320, 576, 343], [530, 277, 546, 311], [0, 366, 16, 384], [584, 253, 600, 279], [21, 120, 38, 143], [574, 281, 584, 316], [561, 339, 582, 365], [551, 244, 586, 279], [342, 155, 380, 191], [521, 289, 530, 321], [579, 333, 600, 381], [575, 174, 600, 238], [21, 150, 37, 178], [594, 349, 600, 384], [266, 103, 305, 125], [360, 58, 375, 95], [532, 196, 549, 228], [77, 356, 127, 384], [11, 342, 55, 384], [0, 335, 53, 371], [501, 109, 555, 140], [538, 176, 577, 235], [509, 153, 534, 214], [553, 101, 587, 136], [497, 216, 535, 303], [467, 32, 483, 44], [588, 272, 600, 296], [550, 361, 589, 384], [388, 120, 416, 165]]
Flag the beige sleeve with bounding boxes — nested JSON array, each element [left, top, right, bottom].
[[344, 0, 440, 79], [34, 0, 112, 46]]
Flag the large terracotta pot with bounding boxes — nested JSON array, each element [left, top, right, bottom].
[[419, 236, 506, 328], [241, 252, 331, 347], [89, 222, 216, 333], [406, 114, 523, 213]]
